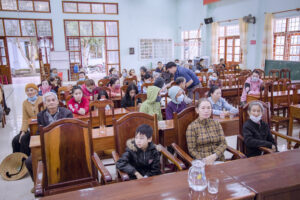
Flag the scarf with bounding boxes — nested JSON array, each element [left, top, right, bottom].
[[45, 108, 60, 124]]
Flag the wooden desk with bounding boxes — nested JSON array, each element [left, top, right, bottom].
[[246, 89, 300, 103], [29, 108, 129, 135], [39, 165, 255, 200], [213, 149, 300, 200], [289, 104, 300, 138]]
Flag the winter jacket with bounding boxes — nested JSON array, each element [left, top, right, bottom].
[[243, 119, 276, 157], [139, 86, 163, 120], [241, 77, 263, 102], [208, 97, 238, 115], [166, 101, 186, 120], [82, 84, 97, 99], [68, 96, 89, 115], [116, 138, 161, 179]]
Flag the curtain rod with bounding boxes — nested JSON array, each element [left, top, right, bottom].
[[266, 8, 300, 15], [217, 18, 239, 24]]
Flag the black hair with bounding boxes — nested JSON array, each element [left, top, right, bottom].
[[157, 61, 162, 64], [252, 70, 260, 75], [49, 77, 55, 82], [144, 72, 152, 80], [109, 67, 116, 74], [79, 71, 85, 75], [188, 59, 193, 63], [220, 58, 224, 62], [108, 78, 118, 87], [208, 85, 220, 97], [50, 68, 57, 73], [85, 79, 95, 86], [175, 77, 186, 85], [125, 83, 138, 100], [72, 85, 83, 94], [166, 62, 177, 70], [140, 66, 147, 73], [97, 89, 109, 100], [200, 58, 204, 62], [175, 59, 179, 62], [135, 124, 153, 139], [154, 77, 165, 88]]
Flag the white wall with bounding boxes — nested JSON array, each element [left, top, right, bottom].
[[176, 0, 300, 69]]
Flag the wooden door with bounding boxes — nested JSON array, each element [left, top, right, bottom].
[[38, 37, 53, 80], [66, 37, 81, 81], [0, 37, 11, 84]]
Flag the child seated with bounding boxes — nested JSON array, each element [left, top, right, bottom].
[[208, 72, 222, 88], [96, 90, 111, 110], [68, 86, 89, 115], [107, 78, 121, 97], [116, 124, 161, 179], [77, 71, 87, 83], [240, 70, 263, 106], [38, 79, 55, 96], [82, 79, 97, 100]]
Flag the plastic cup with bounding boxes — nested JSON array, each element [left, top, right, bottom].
[[208, 178, 219, 194]]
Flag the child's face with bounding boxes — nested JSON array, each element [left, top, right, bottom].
[[73, 89, 83, 102], [212, 73, 218, 78], [87, 85, 95, 91], [100, 95, 107, 100], [42, 81, 49, 88], [135, 133, 152, 150], [129, 89, 136, 98], [79, 73, 85, 79]]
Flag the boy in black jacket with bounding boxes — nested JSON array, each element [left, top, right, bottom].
[[116, 124, 161, 179]]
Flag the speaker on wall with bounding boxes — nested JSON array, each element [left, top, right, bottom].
[[204, 17, 213, 24], [129, 48, 134, 55]]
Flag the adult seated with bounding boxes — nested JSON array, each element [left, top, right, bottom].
[[219, 58, 226, 69], [240, 70, 263, 106], [155, 61, 164, 73], [243, 101, 277, 157], [121, 83, 141, 108], [38, 79, 55, 96], [208, 71, 222, 88], [25, 92, 73, 189], [186, 98, 227, 165], [12, 83, 43, 156], [175, 77, 192, 104], [166, 86, 186, 120], [207, 86, 238, 116], [107, 78, 121, 97]]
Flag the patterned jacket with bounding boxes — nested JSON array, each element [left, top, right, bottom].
[[186, 118, 227, 161]]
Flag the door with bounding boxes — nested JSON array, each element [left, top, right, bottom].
[[0, 37, 11, 84], [38, 37, 53, 80], [66, 37, 81, 81]]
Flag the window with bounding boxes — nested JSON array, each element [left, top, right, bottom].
[[273, 16, 300, 61], [0, 0, 50, 12], [139, 39, 173, 60], [218, 24, 241, 64], [182, 30, 201, 60], [62, 1, 118, 14]]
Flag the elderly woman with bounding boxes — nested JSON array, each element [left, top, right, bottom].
[[25, 92, 73, 190], [12, 83, 43, 156], [243, 101, 277, 157], [186, 98, 227, 165], [166, 86, 187, 120]]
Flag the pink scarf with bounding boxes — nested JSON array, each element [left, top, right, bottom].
[[40, 85, 51, 95]]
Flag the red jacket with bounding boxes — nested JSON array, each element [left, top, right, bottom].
[[81, 84, 97, 99], [68, 96, 90, 115]]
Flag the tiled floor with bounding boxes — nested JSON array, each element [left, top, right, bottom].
[[0, 82, 299, 200]]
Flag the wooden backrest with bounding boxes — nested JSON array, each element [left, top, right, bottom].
[[280, 68, 291, 80], [57, 86, 71, 101], [269, 69, 280, 80], [113, 112, 158, 155], [89, 100, 114, 127], [98, 79, 110, 87], [121, 85, 128, 97], [141, 82, 153, 93], [275, 78, 291, 91], [123, 77, 137, 86], [173, 106, 198, 153], [193, 87, 210, 104], [239, 70, 251, 77], [40, 119, 96, 189], [134, 93, 147, 108]]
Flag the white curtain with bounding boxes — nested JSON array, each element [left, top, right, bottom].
[[211, 22, 219, 64], [261, 13, 274, 69], [239, 18, 248, 69]]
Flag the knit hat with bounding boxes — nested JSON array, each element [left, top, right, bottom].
[[168, 86, 181, 104], [154, 77, 165, 89], [25, 83, 38, 92]]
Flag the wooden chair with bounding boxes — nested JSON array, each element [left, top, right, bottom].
[[112, 112, 186, 181], [98, 79, 110, 87], [141, 82, 153, 93], [193, 87, 210, 104], [0, 85, 6, 128], [38, 101, 66, 112], [76, 81, 85, 86], [134, 93, 147, 108], [57, 86, 71, 102], [89, 100, 114, 128], [171, 106, 246, 167], [239, 69, 251, 77], [34, 119, 112, 197], [253, 69, 265, 79], [268, 69, 280, 81], [280, 68, 291, 80], [237, 101, 300, 155], [275, 78, 291, 92], [237, 76, 247, 105], [123, 76, 137, 86], [120, 85, 128, 97]]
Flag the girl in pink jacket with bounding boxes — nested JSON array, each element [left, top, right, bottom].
[[241, 70, 263, 104]]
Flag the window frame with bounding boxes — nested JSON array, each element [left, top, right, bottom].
[[62, 1, 118, 15], [182, 30, 201, 60], [0, 0, 51, 13], [273, 16, 300, 61]]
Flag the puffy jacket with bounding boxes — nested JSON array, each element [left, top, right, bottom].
[[139, 86, 162, 120], [116, 138, 161, 179], [68, 96, 89, 115]]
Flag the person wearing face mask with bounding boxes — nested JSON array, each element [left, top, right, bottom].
[[243, 101, 277, 157], [108, 78, 121, 97], [38, 79, 55, 96], [208, 86, 238, 116], [82, 79, 97, 100], [186, 98, 227, 165], [12, 83, 43, 156], [207, 65, 214, 73], [175, 77, 192, 104], [68, 86, 89, 115], [109, 67, 119, 79], [208, 72, 222, 88], [50, 68, 58, 78], [77, 71, 87, 84], [166, 86, 187, 120], [240, 70, 263, 105], [140, 77, 165, 121]]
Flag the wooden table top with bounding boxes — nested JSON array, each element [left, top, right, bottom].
[[248, 89, 300, 98], [39, 164, 255, 200]]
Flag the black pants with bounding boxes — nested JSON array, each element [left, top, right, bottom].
[[12, 131, 31, 156], [25, 155, 33, 181]]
